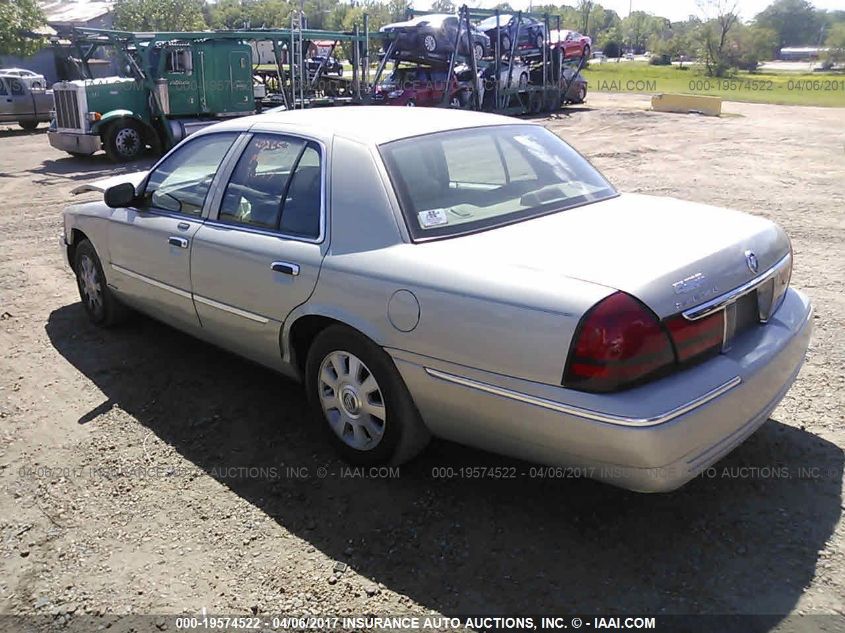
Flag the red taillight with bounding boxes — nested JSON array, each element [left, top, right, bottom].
[[564, 292, 675, 393], [664, 311, 724, 363]]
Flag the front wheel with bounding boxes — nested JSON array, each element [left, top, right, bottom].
[[473, 42, 485, 61], [421, 33, 437, 54], [583, 45, 591, 60], [19, 120, 39, 131], [500, 34, 511, 54], [73, 239, 129, 327], [305, 325, 430, 465], [103, 119, 145, 162]]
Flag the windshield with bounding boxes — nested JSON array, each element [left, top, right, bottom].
[[478, 15, 512, 29], [379, 125, 617, 241]]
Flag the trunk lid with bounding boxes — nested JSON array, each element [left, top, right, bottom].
[[419, 193, 790, 318]]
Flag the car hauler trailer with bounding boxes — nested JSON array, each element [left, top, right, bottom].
[[47, 18, 372, 161], [370, 5, 588, 115]]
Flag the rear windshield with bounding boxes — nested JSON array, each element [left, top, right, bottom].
[[379, 125, 617, 241]]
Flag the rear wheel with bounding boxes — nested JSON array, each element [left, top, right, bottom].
[[473, 42, 485, 60], [103, 119, 145, 162], [583, 45, 591, 59], [18, 120, 39, 131], [500, 34, 511, 53], [518, 72, 528, 90], [73, 239, 129, 327], [535, 33, 544, 49], [305, 325, 430, 465]]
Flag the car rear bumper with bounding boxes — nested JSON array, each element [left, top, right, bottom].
[[48, 130, 101, 155], [390, 288, 812, 492]]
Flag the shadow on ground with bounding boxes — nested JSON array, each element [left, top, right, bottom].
[[31, 152, 155, 181], [46, 303, 843, 619]]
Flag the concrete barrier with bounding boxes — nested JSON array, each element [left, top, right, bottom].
[[651, 93, 722, 116]]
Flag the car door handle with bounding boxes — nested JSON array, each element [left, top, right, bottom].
[[271, 261, 300, 276], [177, 222, 190, 231], [168, 236, 189, 248]]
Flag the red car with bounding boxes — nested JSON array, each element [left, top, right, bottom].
[[373, 66, 469, 107], [549, 29, 592, 60]]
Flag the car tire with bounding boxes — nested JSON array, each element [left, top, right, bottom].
[[422, 33, 437, 54], [305, 324, 430, 466], [501, 34, 511, 53], [73, 239, 129, 327], [406, 99, 416, 107], [518, 72, 528, 90], [575, 84, 587, 103], [583, 45, 591, 59], [103, 119, 145, 162], [535, 33, 544, 49], [18, 120, 39, 131], [473, 42, 485, 60]]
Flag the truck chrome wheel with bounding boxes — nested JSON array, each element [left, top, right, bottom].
[[318, 350, 386, 451], [78, 254, 104, 318], [423, 35, 437, 52], [115, 127, 142, 158]]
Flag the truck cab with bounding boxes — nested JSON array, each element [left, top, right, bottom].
[[47, 38, 254, 161]]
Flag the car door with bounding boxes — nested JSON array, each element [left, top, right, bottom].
[[0, 79, 12, 123], [190, 132, 327, 370], [107, 131, 240, 333]]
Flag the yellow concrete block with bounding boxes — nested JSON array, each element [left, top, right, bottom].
[[651, 93, 722, 116]]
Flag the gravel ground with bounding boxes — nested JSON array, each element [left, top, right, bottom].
[[0, 94, 843, 630]]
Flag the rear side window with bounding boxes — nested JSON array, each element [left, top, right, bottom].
[[219, 134, 322, 238]]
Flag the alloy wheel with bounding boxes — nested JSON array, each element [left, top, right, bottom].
[[318, 350, 386, 451], [79, 255, 103, 317]]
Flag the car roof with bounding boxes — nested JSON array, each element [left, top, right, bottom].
[[213, 106, 529, 145], [478, 14, 513, 25]]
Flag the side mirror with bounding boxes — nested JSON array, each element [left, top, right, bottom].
[[104, 182, 137, 208]]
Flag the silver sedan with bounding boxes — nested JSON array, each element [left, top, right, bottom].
[[60, 107, 812, 492]]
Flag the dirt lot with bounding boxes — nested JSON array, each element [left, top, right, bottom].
[[0, 94, 843, 629]]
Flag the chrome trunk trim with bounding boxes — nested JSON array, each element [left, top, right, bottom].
[[683, 252, 792, 321]]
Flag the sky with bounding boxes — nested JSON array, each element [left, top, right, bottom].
[[426, 0, 845, 23]]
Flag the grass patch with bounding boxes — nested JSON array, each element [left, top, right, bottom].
[[582, 62, 845, 107]]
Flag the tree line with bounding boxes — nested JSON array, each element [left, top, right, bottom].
[[2, 0, 844, 76]]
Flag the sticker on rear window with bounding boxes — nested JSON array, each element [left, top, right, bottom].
[[418, 208, 448, 228]]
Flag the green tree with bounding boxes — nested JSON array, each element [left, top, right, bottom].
[[754, 0, 823, 48], [114, 0, 208, 31], [430, 0, 454, 14], [0, 0, 45, 56], [387, 0, 413, 21], [822, 22, 845, 66], [695, 0, 740, 76]]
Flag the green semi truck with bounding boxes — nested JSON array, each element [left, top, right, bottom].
[[49, 35, 256, 161], [48, 26, 371, 161]]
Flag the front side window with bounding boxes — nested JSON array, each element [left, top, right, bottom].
[[142, 132, 238, 216], [219, 134, 322, 238], [380, 124, 616, 240], [0, 80, 7, 96], [166, 49, 193, 74]]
